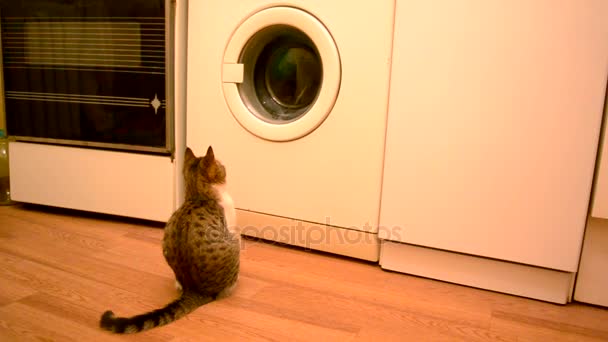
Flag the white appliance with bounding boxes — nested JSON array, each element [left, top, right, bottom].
[[379, 0, 608, 304], [5, 0, 189, 222], [186, 1, 395, 260]]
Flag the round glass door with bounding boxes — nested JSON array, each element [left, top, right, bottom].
[[222, 7, 341, 141], [239, 25, 322, 124]]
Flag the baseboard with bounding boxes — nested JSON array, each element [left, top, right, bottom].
[[236, 209, 380, 261], [380, 240, 575, 304], [9, 142, 176, 222]]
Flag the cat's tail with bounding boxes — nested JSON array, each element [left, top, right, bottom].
[[99, 291, 214, 334]]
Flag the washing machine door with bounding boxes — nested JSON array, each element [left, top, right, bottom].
[[222, 7, 341, 141]]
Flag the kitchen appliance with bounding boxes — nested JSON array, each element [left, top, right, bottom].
[[186, 0, 395, 260], [1, 0, 189, 221]]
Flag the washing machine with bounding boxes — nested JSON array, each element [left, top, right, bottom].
[[186, 0, 395, 261]]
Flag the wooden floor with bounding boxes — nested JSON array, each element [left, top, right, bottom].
[[1, 204, 608, 341]]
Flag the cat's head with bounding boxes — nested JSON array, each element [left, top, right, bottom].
[[184, 146, 227, 188]]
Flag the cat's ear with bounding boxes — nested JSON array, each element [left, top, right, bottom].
[[203, 146, 215, 164], [185, 147, 195, 162]]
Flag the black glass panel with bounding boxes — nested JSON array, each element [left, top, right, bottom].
[[0, 0, 168, 151]]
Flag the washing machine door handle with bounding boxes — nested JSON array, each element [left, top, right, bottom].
[[222, 63, 244, 83]]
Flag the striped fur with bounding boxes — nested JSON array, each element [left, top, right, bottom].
[[99, 292, 214, 333], [99, 146, 240, 334]]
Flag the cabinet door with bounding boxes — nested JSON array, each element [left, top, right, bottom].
[[379, 0, 608, 272]]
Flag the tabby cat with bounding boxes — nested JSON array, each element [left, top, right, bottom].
[[100, 146, 240, 333]]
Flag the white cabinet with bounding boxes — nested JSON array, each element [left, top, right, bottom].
[[379, 0, 608, 303]]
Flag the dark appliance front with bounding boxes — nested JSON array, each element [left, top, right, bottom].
[[0, 0, 172, 154]]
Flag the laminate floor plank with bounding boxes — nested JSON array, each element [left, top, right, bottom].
[[1, 204, 607, 341]]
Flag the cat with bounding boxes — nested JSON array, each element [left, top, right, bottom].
[[100, 146, 240, 333]]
